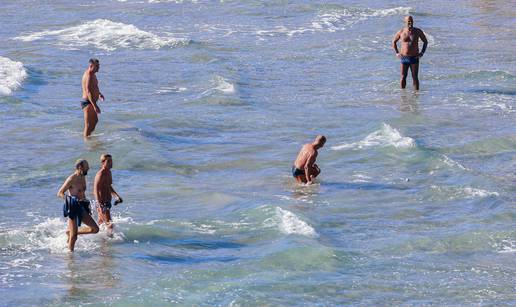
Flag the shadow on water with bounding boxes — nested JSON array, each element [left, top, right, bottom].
[[133, 252, 239, 265], [467, 88, 516, 96], [321, 181, 410, 191], [399, 91, 420, 113]]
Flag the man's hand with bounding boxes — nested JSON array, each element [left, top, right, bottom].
[[99, 93, 105, 101], [396, 53, 401, 58], [418, 52, 424, 58], [94, 105, 101, 114], [114, 197, 123, 205]]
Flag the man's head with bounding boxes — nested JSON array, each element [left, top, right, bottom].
[[75, 159, 89, 176], [100, 153, 113, 169], [313, 135, 326, 149], [404, 16, 414, 29], [88, 58, 100, 73]]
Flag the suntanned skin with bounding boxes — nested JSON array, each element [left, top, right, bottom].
[[94, 156, 122, 233], [293, 136, 326, 185], [82, 60, 104, 137], [392, 16, 428, 90], [57, 161, 99, 252]]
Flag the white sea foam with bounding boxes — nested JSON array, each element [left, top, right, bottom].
[[332, 123, 415, 150], [440, 154, 470, 171], [2, 216, 128, 255], [202, 75, 235, 96], [462, 187, 499, 198], [312, 6, 411, 32], [0, 56, 27, 96], [272, 207, 318, 238], [15, 19, 189, 51], [497, 239, 516, 253]]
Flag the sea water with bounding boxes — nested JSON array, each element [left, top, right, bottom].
[[0, 0, 514, 305]]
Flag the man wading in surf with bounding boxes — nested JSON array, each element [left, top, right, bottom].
[[292, 135, 326, 185], [94, 154, 123, 236], [81, 58, 105, 137], [392, 16, 428, 90], [57, 159, 99, 252]]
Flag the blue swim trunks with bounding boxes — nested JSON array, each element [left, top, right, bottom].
[[400, 56, 419, 65], [63, 196, 91, 226], [292, 166, 304, 177]]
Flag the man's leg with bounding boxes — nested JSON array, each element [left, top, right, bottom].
[[410, 63, 420, 90], [400, 63, 409, 89], [67, 218, 78, 252], [77, 212, 99, 235], [295, 175, 307, 184], [83, 104, 98, 137]]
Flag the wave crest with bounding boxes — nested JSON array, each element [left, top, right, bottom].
[[0, 56, 27, 96], [332, 123, 415, 150], [15, 19, 190, 51]]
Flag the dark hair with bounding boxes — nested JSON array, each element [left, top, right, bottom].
[[89, 58, 99, 65], [100, 153, 112, 162]]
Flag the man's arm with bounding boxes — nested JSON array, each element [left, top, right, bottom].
[[419, 29, 428, 57], [392, 30, 401, 56], [110, 185, 122, 203], [304, 153, 317, 184], [86, 72, 101, 113], [57, 176, 72, 199]]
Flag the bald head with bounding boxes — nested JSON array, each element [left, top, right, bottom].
[[314, 135, 326, 148], [404, 15, 414, 28]]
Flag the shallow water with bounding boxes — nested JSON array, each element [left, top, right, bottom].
[[1, 0, 515, 305]]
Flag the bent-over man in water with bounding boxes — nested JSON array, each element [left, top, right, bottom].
[[392, 16, 428, 90], [57, 159, 99, 252], [292, 135, 326, 185], [81, 58, 105, 137], [94, 154, 123, 235]]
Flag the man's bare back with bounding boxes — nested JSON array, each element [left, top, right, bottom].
[[292, 135, 326, 184]]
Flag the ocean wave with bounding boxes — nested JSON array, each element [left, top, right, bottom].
[[263, 207, 318, 238], [496, 239, 515, 253], [0, 216, 127, 255], [15, 19, 190, 51], [430, 185, 499, 200], [0, 56, 27, 96], [331, 123, 415, 150], [201, 75, 236, 96], [312, 6, 411, 32]]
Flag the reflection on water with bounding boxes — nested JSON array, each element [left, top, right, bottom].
[[400, 91, 420, 113]]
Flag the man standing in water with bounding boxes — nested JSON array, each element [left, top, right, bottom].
[[392, 16, 428, 90], [57, 159, 99, 252], [81, 58, 105, 137], [94, 154, 123, 235], [292, 135, 326, 185]]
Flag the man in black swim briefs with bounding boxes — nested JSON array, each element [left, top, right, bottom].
[[81, 58, 105, 137], [392, 16, 428, 90], [292, 135, 326, 185], [57, 159, 99, 252]]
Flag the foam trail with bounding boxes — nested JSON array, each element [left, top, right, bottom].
[[274, 207, 318, 238], [0, 56, 27, 96], [15, 19, 189, 51], [202, 76, 235, 95], [332, 123, 415, 150]]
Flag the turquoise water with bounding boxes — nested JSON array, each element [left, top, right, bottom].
[[0, 0, 515, 305]]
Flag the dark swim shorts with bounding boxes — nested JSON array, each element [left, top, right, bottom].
[[63, 196, 91, 226], [292, 166, 304, 177], [80, 99, 91, 109], [97, 201, 112, 214], [400, 56, 419, 65]]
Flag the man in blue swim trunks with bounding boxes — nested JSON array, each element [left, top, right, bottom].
[[57, 159, 99, 251], [392, 16, 428, 90], [292, 135, 326, 185]]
